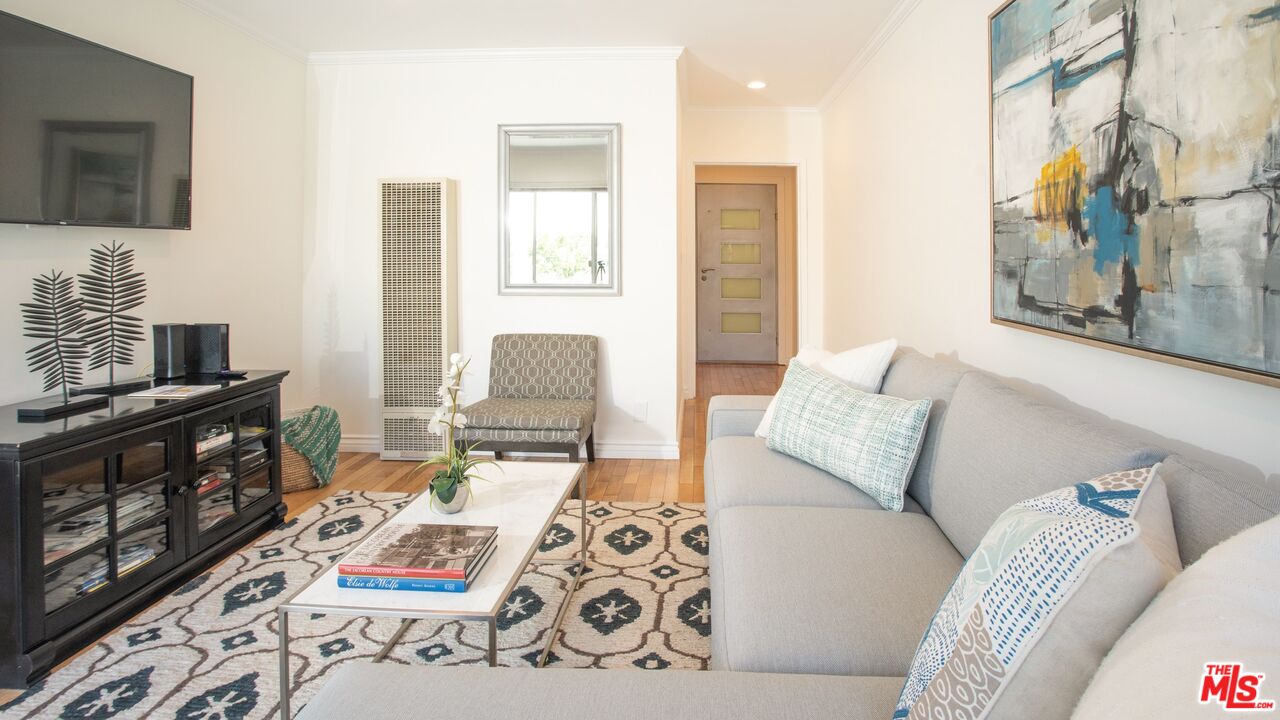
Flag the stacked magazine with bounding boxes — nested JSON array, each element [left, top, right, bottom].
[[337, 523, 498, 593]]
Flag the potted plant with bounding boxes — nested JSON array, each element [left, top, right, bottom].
[[421, 354, 495, 513]]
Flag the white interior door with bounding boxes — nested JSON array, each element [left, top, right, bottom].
[[696, 183, 778, 363]]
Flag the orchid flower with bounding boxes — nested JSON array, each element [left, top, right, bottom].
[[418, 354, 499, 511]]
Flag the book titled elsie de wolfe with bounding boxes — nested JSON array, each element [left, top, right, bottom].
[[337, 575, 465, 592], [339, 522, 497, 580], [339, 539, 497, 593]]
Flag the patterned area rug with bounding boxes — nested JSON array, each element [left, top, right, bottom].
[[2, 492, 711, 719]]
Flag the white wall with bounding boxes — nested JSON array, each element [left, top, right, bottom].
[[0, 0, 306, 406], [679, 107, 823, 396], [821, 0, 1280, 480], [303, 53, 681, 458]]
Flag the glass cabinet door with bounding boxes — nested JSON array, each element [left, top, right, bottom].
[[42, 456, 110, 614], [39, 421, 181, 626], [186, 393, 279, 553], [237, 400, 274, 510]]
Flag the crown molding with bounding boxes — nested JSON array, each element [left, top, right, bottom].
[[175, 0, 308, 61], [308, 46, 686, 66], [818, 0, 923, 111]]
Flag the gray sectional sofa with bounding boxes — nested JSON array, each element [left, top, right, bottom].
[[300, 349, 1280, 719]]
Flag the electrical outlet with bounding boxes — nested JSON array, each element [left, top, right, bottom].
[[633, 401, 648, 422]]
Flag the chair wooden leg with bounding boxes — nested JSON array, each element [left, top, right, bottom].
[[493, 450, 504, 460], [567, 445, 579, 463], [585, 431, 595, 463]]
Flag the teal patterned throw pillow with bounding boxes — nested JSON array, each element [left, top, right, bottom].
[[894, 466, 1179, 720], [766, 360, 931, 512]]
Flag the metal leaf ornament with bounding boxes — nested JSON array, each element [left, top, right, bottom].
[[79, 240, 147, 387], [21, 270, 89, 402]]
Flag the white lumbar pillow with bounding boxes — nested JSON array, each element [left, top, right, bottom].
[[754, 338, 898, 438]]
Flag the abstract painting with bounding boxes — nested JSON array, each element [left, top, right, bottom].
[[990, 0, 1280, 386]]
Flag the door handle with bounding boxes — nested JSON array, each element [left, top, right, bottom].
[[699, 268, 717, 273]]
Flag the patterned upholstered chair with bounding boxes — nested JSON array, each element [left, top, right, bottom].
[[455, 334, 598, 462]]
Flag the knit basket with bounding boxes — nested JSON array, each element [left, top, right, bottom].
[[281, 437, 319, 493], [280, 405, 341, 493]]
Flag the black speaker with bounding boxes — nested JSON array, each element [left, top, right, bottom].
[[153, 324, 187, 380], [186, 323, 231, 375]]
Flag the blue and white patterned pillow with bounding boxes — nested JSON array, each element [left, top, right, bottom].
[[766, 359, 930, 512], [895, 466, 1181, 720]]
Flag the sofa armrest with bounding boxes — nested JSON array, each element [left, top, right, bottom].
[[706, 395, 773, 441]]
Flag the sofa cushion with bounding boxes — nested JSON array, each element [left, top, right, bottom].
[[878, 349, 970, 504], [767, 361, 932, 512], [926, 371, 1167, 556], [705, 436, 924, 519], [297, 664, 905, 720], [710, 506, 962, 676], [895, 467, 1180, 720], [1071, 515, 1280, 719], [1155, 454, 1280, 566]]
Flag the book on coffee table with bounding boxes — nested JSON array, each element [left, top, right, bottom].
[[337, 540, 498, 593], [338, 522, 497, 581]]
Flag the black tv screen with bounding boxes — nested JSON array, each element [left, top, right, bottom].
[[0, 11, 192, 230]]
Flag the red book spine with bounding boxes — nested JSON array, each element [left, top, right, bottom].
[[337, 564, 464, 580]]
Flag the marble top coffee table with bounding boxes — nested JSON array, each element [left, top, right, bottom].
[[276, 461, 586, 719]]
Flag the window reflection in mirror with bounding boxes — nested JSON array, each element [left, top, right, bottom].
[[500, 125, 620, 294]]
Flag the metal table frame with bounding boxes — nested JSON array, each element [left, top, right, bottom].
[[276, 465, 587, 719]]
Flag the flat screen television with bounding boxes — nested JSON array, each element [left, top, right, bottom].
[[0, 11, 193, 230]]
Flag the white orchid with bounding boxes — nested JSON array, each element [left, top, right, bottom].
[[428, 356, 472, 448], [419, 354, 497, 512], [427, 406, 450, 436], [447, 353, 467, 381], [436, 383, 461, 412]]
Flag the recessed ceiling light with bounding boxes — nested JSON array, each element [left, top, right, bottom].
[[746, 81, 767, 90]]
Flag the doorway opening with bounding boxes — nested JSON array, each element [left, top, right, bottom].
[[694, 165, 798, 364]]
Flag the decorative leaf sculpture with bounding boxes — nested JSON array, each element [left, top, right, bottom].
[[21, 271, 89, 402], [79, 240, 147, 387]]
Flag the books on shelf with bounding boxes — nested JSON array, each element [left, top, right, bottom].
[[128, 384, 220, 400], [195, 431, 234, 456], [43, 494, 160, 565], [337, 522, 498, 592], [240, 448, 268, 472], [195, 473, 227, 496], [77, 543, 158, 596]]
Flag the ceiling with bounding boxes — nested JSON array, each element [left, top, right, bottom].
[[181, 0, 904, 107]]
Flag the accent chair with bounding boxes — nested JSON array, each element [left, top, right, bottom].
[[455, 334, 599, 462]]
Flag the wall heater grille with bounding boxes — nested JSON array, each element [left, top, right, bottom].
[[380, 178, 457, 460]]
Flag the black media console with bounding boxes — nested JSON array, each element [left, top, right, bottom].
[[0, 371, 289, 687]]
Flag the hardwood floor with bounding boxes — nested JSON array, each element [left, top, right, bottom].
[[285, 362, 783, 520], [0, 363, 780, 701]]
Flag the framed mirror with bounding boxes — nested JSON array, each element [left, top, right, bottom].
[[499, 124, 620, 295]]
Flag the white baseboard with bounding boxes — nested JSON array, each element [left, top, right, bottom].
[[593, 442, 680, 460], [338, 435, 679, 460], [338, 434, 381, 453]]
